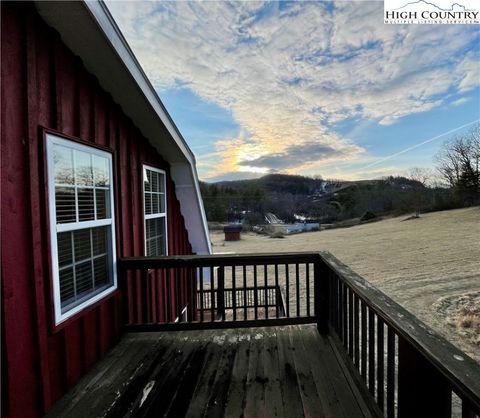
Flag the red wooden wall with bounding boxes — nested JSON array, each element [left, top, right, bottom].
[[1, 3, 193, 417]]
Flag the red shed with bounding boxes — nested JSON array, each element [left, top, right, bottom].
[[1, 2, 211, 417]]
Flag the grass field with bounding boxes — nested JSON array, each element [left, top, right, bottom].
[[210, 207, 480, 362]]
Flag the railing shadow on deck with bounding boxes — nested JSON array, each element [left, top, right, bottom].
[[118, 252, 480, 418]]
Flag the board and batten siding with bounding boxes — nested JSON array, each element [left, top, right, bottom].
[[1, 4, 193, 417]]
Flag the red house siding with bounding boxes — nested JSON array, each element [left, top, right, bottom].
[[1, 3, 193, 417]]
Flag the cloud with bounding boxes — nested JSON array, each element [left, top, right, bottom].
[[106, 1, 480, 178], [238, 141, 361, 170], [452, 97, 469, 106]]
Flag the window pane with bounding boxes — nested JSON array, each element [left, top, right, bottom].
[[75, 150, 93, 186], [78, 188, 95, 221], [59, 267, 75, 305], [146, 218, 154, 240], [145, 218, 166, 256], [94, 256, 108, 288], [75, 261, 93, 295], [93, 155, 109, 187], [145, 192, 152, 215], [144, 168, 151, 192], [159, 193, 166, 213], [55, 187, 76, 223], [53, 145, 74, 185], [57, 232, 73, 267], [95, 189, 110, 219], [92, 227, 107, 256], [152, 193, 159, 214], [151, 171, 159, 192], [74, 229, 91, 261]]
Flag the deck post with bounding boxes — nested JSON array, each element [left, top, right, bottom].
[[314, 256, 329, 334], [217, 266, 225, 320], [398, 337, 451, 418]]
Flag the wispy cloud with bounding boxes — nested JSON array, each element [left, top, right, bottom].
[[106, 1, 479, 179], [362, 120, 480, 169]]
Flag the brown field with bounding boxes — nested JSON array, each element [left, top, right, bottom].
[[210, 207, 480, 362]]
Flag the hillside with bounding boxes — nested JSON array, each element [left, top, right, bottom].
[[212, 173, 370, 196], [210, 207, 480, 362], [200, 173, 439, 223]]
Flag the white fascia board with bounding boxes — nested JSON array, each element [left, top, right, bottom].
[[171, 163, 212, 255]]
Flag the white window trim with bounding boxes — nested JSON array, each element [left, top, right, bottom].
[[143, 164, 168, 256], [46, 134, 117, 326]]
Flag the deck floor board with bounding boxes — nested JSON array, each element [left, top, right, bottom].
[[47, 325, 376, 418]]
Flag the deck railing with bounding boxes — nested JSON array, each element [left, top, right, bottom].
[[119, 253, 319, 329], [118, 252, 480, 418]]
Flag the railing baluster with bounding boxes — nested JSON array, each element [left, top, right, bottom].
[[254, 264, 258, 320], [368, 308, 375, 395], [306, 263, 310, 317], [285, 264, 290, 317], [337, 279, 343, 339], [153, 270, 160, 323], [387, 327, 395, 418], [243, 265, 247, 320], [361, 300, 367, 380], [166, 268, 172, 323], [232, 265, 236, 321], [334, 274, 339, 330], [188, 267, 195, 322], [295, 263, 300, 317], [354, 294, 360, 368], [199, 267, 204, 322], [264, 264, 268, 319], [210, 266, 215, 322], [377, 317, 385, 412], [342, 282, 348, 346], [175, 267, 181, 321], [328, 270, 333, 326], [348, 288, 354, 359], [218, 266, 225, 321], [274, 264, 279, 318]]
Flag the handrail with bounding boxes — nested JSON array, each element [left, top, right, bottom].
[[119, 252, 320, 268], [320, 251, 480, 415]]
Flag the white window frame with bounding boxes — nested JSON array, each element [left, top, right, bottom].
[[46, 133, 117, 326], [143, 164, 168, 256]]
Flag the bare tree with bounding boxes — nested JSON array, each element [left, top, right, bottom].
[[435, 124, 480, 205], [408, 167, 432, 217], [408, 167, 432, 186]]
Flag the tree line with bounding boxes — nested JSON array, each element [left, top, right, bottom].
[[201, 124, 480, 223]]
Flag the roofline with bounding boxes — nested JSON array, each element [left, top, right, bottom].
[[88, 1, 196, 165]]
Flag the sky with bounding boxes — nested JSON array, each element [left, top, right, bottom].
[[106, 1, 480, 182]]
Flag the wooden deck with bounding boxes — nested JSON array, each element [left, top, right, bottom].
[[47, 325, 376, 417]]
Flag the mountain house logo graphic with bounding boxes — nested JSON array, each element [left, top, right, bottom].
[[384, 0, 480, 24]]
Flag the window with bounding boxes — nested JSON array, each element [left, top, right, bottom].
[[46, 134, 117, 325], [143, 165, 167, 256]]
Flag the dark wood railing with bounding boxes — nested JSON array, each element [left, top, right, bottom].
[[118, 252, 480, 418], [119, 253, 319, 329]]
